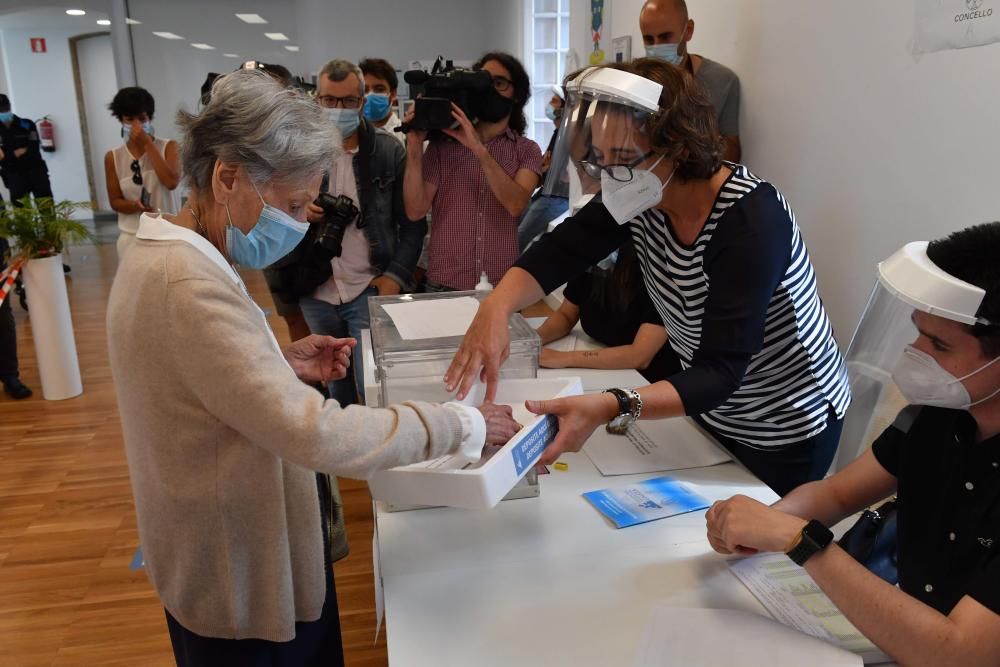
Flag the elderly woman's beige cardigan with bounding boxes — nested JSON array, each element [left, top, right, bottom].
[[107, 215, 466, 641]]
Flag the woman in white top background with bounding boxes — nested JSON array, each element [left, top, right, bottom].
[[104, 86, 181, 258]]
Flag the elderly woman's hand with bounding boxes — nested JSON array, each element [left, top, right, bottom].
[[283, 335, 356, 383], [477, 403, 523, 445]]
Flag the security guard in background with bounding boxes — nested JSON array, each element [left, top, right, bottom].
[[0, 94, 54, 205]]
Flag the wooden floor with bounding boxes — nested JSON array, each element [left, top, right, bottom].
[[0, 240, 388, 666]]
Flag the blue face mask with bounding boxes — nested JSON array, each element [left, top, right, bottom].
[[324, 107, 361, 138], [362, 93, 392, 122], [646, 42, 684, 66], [544, 104, 561, 122], [0, 112, 13, 124], [121, 122, 154, 140], [226, 182, 309, 269]]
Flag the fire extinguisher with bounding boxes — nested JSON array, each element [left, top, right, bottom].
[[37, 116, 56, 152]]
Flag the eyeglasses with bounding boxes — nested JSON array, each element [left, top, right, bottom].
[[318, 95, 362, 109], [579, 150, 655, 183], [130, 159, 143, 186], [491, 76, 513, 93]]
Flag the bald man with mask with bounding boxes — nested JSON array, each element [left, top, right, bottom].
[[640, 0, 741, 162]]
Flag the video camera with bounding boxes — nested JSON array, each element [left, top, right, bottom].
[[397, 56, 492, 136]]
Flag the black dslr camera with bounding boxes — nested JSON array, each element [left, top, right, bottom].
[[397, 56, 492, 136], [313, 192, 360, 261]]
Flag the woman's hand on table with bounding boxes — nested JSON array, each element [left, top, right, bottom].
[[283, 335, 356, 383], [476, 403, 523, 445], [445, 297, 511, 402], [705, 494, 807, 557], [524, 392, 619, 465]]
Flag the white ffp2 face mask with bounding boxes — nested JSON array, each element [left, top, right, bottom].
[[601, 154, 675, 225], [891, 344, 1000, 409]]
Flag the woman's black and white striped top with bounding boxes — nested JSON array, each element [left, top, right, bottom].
[[517, 163, 852, 449]]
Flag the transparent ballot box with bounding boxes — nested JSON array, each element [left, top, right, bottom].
[[367, 291, 546, 509]]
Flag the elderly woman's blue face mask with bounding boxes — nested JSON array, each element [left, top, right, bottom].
[[225, 180, 309, 269]]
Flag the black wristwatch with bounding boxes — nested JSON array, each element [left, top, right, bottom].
[[786, 520, 834, 566]]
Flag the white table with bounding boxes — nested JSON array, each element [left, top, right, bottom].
[[371, 363, 779, 666]]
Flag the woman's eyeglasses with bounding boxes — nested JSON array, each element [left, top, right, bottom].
[[579, 150, 655, 183], [491, 76, 513, 93], [130, 159, 143, 186]]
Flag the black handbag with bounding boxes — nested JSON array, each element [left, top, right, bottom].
[[837, 498, 898, 584]]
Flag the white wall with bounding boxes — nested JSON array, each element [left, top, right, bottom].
[[0, 26, 90, 205], [609, 0, 1000, 345]]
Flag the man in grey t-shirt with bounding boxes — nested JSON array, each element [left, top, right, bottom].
[[639, 0, 742, 162]]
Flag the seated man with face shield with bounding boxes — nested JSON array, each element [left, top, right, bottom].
[[708, 222, 1000, 666]]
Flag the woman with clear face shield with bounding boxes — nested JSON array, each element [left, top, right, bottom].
[[106, 69, 520, 666], [447, 59, 851, 497], [707, 223, 1000, 666]]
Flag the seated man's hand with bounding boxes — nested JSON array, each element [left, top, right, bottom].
[[284, 334, 356, 383], [705, 495, 807, 557], [13, 147, 27, 158], [476, 403, 522, 445]]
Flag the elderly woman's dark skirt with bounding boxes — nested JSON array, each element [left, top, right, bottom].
[[164, 477, 345, 666]]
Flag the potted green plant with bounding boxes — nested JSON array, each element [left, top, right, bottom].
[[0, 196, 92, 261], [0, 196, 92, 400]]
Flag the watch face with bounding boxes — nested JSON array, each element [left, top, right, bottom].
[[606, 415, 630, 435]]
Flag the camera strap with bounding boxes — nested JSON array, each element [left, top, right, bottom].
[[355, 120, 375, 229]]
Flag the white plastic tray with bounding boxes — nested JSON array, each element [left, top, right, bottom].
[[368, 376, 583, 509]]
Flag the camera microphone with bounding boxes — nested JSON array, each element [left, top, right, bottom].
[[403, 70, 429, 85]]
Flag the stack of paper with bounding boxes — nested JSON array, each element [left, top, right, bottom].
[[728, 553, 891, 664], [632, 606, 862, 666], [583, 419, 731, 476]]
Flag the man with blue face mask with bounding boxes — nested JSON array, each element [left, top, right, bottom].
[[639, 0, 742, 162], [0, 93, 55, 208], [295, 59, 426, 407], [707, 222, 1000, 666], [360, 58, 405, 145]]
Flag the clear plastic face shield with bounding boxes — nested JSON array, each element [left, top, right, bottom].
[[834, 242, 999, 469], [546, 67, 664, 214]]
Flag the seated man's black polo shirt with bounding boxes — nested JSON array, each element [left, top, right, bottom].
[[872, 405, 1000, 615]]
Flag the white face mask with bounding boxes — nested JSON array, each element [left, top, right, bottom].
[[891, 344, 1000, 409], [601, 154, 675, 225]]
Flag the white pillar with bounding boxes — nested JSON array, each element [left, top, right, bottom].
[[21, 254, 83, 400], [109, 0, 137, 88]]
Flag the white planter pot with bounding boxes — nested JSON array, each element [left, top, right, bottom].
[[21, 253, 83, 400]]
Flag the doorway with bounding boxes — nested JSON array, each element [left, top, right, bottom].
[[71, 32, 116, 214]]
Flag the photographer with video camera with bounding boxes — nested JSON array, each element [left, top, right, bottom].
[[272, 59, 425, 407], [402, 52, 543, 291]]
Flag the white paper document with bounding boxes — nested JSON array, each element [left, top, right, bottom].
[[583, 419, 731, 476], [632, 605, 861, 667], [728, 553, 890, 664], [381, 296, 481, 340]]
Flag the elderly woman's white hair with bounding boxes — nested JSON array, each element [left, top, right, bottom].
[[177, 68, 341, 191]]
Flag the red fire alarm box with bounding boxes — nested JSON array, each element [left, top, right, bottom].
[[30, 38, 47, 53]]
